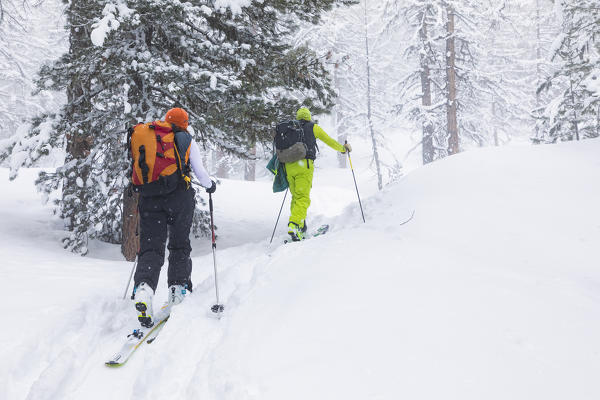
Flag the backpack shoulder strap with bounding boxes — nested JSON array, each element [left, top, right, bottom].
[[173, 128, 192, 158], [173, 128, 193, 188]]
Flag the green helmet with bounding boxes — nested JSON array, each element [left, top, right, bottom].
[[296, 107, 311, 121]]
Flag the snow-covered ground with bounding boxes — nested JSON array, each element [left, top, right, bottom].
[[1, 139, 599, 399]]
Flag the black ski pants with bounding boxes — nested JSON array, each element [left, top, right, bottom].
[[134, 183, 195, 292]]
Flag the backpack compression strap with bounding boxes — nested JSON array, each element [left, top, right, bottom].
[[138, 145, 150, 184]]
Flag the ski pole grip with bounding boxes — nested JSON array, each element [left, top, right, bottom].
[[345, 141, 353, 169]]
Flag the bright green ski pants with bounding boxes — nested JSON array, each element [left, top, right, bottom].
[[285, 159, 314, 227]]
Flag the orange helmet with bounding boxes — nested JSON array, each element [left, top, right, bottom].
[[165, 107, 189, 130]]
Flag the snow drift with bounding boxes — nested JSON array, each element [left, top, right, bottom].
[[1, 139, 599, 400]]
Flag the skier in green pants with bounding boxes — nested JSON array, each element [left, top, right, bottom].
[[286, 107, 352, 241]]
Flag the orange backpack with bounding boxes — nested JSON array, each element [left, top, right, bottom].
[[128, 121, 191, 194]]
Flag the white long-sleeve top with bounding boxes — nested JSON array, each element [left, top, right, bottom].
[[188, 140, 212, 188]]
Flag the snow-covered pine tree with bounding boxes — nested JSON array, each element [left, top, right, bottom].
[[537, 0, 600, 142], [361, 0, 383, 189], [482, 1, 536, 146], [0, 0, 30, 136], [444, 2, 458, 155], [386, 0, 528, 162], [301, 0, 404, 188], [0, 0, 27, 29], [1, 0, 351, 255], [0, 0, 65, 139], [530, 0, 561, 143], [299, 10, 356, 168], [447, 0, 520, 150], [384, 0, 443, 164]]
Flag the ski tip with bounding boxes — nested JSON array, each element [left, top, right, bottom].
[[105, 361, 123, 368], [399, 210, 416, 225]]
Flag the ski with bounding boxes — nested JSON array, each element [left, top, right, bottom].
[[145, 316, 169, 344], [284, 224, 330, 244], [105, 316, 169, 367], [399, 210, 415, 226], [311, 224, 330, 238]]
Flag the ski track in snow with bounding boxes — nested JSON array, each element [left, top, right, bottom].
[[0, 165, 359, 400], [2, 140, 600, 399]]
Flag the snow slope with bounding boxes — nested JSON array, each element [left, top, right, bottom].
[[1, 139, 599, 399]]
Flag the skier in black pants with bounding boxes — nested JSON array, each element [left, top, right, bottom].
[[130, 107, 216, 328]]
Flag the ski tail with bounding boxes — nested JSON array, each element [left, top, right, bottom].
[[284, 224, 330, 244]]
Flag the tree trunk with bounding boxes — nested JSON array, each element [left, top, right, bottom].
[[121, 125, 141, 259], [569, 85, 580, 141], [568, 67, 580, 141], [334, 62, 347, 168], [597, 103, 600, 138], [364, 0, 383, 190], [445, 5, 459, 155], [492, 98, 499, 146], [215, 149, 229, 178], [120, 24, 156, 260], [535, 0, 541, 140], [419, 11, 434, 164], [121, 186, 140, 261], [244, 143, 256, 181], [64, 1, 93, 235]]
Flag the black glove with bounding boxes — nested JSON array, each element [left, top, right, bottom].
[[206, 179, 217, 194]]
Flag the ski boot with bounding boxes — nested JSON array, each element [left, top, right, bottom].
[[155, 284, 188, 321], [287, 221, 305, 242], [133, 282, 154, 328], [168, 284, 188, 307]]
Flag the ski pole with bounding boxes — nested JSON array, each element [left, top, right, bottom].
[[209, 193, 224, 314], [346, 141, 366, 223], [122, 258, 137, 300], [269, 188, 288, 244]]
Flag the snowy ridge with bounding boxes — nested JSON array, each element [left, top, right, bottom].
[[2, 140, 600, 399]]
